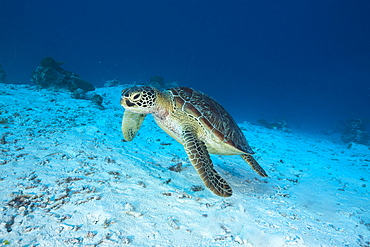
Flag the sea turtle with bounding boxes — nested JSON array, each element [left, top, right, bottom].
[[120, 86, 267, 197]]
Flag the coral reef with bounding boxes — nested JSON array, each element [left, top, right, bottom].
[[146, 76, 178, 89], [71, 88, 86, 100], [0, 64, 6, 84], [103, 79, 121, 87], [91, 94, 104, 108], [71, 89, 104, 109], [341, 119, 369, 145], [31, 57, 95, 92], [149, 75, 165, 88], [325, 121, 346, 135], [40, 56, 63, 68], [257, 119, 291, 132]]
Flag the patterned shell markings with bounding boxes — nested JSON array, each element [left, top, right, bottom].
[[169, 87, 254, 154]]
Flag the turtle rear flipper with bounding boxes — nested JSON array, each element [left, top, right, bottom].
[[121, 111, 146, 141], [182, 128, 232, 197]]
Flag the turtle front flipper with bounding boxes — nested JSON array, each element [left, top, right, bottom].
[[121, 110, 146, 141], [182, 128, 232, 197], [240, 154, 268, 177]]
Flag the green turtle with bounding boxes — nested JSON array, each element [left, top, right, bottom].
[[120, 86, 267, 197]]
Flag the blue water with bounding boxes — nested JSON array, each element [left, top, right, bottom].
[[1, 0, 369, 133]]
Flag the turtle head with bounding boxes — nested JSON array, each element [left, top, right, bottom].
[[121, 86, 159, 113]]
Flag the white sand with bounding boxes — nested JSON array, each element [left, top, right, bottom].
[[0, 83, 369, 246]]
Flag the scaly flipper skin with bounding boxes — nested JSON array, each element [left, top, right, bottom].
[[240, 154, 268, 177], [182, 127, 233, 197], [121, 111, 146, 141]]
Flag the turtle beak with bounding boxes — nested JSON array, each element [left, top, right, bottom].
[[125, 99, 135, 107], [120, 96, 136, 108], [120, 97, 128, 107]]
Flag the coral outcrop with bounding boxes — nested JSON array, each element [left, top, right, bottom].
[[146, 76, 178, 89], [31, 57, 95, 92], [104, 79, 121, 87], [257, 119, 291, 132], [341, 119, 369, 145]]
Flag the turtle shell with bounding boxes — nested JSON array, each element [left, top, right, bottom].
[[168, 87, 255, 154]]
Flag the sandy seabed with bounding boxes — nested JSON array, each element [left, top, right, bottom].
[[0, 83, 369, 246]]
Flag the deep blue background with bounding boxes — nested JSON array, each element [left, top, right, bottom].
[[1, 0, 369, 132]]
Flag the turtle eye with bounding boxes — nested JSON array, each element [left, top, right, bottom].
[[131, 93, 141, 101]]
